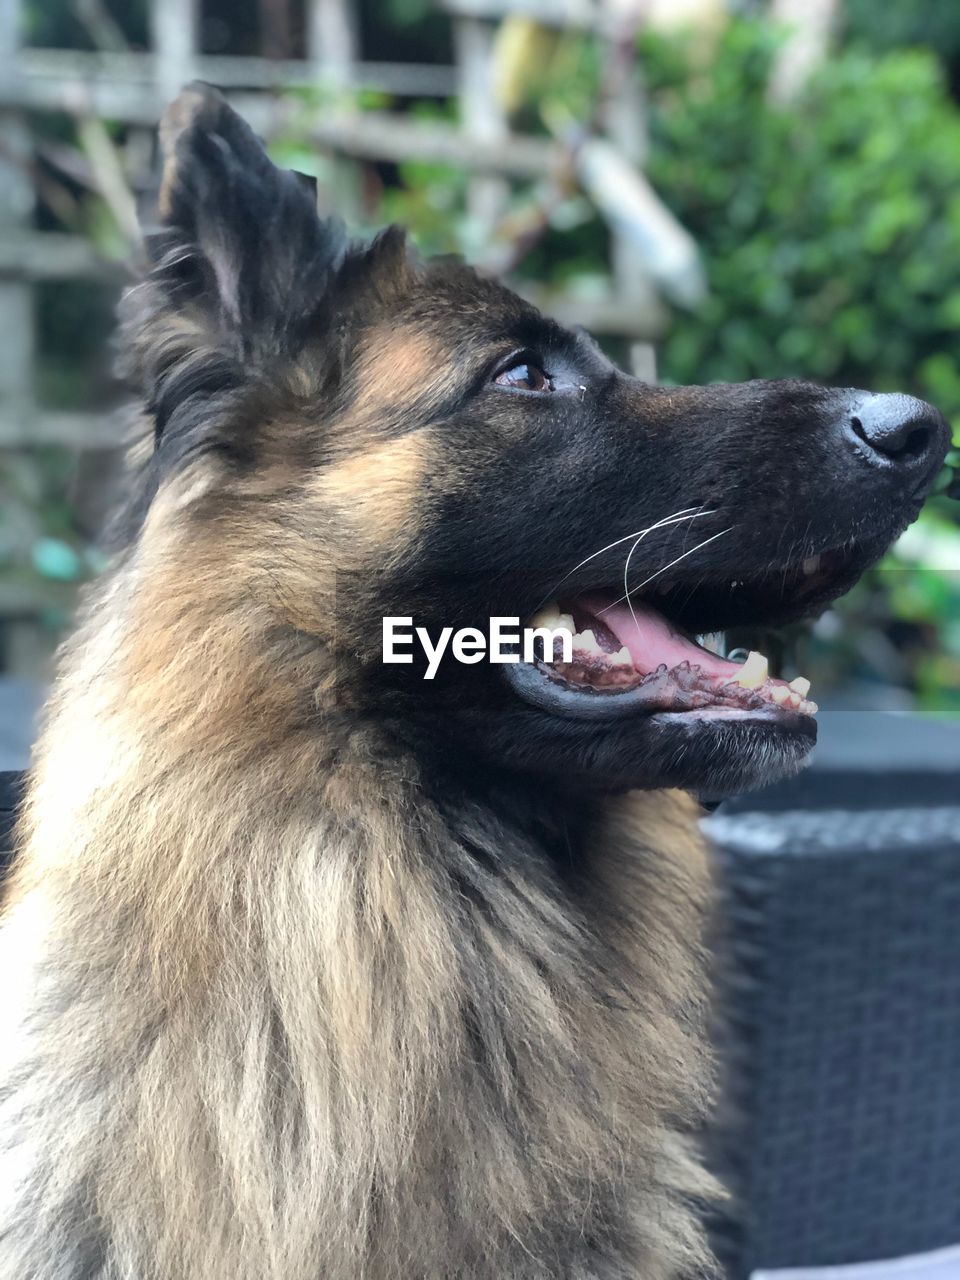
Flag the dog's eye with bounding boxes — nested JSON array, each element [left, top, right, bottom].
[[494, 361, 552, 393]]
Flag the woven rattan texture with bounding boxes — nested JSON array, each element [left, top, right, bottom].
[[0, 769, 22, 866], [707, 806, 960, 1277]]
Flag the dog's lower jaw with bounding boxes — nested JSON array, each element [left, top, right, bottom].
[[0, 594, 717, 1280]]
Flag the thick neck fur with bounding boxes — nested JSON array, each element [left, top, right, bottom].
[[0, 513, 717, 1280]]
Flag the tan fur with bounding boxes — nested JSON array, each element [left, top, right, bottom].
[[352, 329, 443, 420], [318, 434, 427, 557], [0, 489, 717, 1278]]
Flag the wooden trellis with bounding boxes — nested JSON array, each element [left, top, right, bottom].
[[0, 0, 698, 671]]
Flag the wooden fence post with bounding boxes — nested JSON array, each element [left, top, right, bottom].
[[453, 15, 510, 244], [150, 0, 198, 105], [307, 0, 357, 95], [306, 0, 364, 224], [0, 0, 33, 435], [606, 30, 655, 342], [0, 0, 49, 673]]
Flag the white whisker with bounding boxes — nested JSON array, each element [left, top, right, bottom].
[[599, 526, 735, 615], [619, 502, 711, 632], [540, 508, 715, 606], [622, 528, 657, 635]]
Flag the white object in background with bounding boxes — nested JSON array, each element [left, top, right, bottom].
[[576, 139, 706, 308], [643, 0, 727, 34], [752, 1242, 960, 1280]]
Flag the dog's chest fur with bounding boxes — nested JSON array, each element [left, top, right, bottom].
[[0, 573, 715, 1280]]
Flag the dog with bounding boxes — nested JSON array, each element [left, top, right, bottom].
[[0, 85, 948, 1279]]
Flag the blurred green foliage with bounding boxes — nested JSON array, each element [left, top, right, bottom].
[[642, 23, 960, 412], [634, 21, 960, 710], [844, 0, 960, 62], [7, 3, 960, 709], [24, 0, 149, 50]]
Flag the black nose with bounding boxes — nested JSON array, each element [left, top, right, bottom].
[[847, 392, 949, 475]]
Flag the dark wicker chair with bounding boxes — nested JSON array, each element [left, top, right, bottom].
[[706, 711, 960, 1277], [0, 769, 21, 863]]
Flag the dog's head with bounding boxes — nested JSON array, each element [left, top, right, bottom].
[[119, 85, 949, 797]]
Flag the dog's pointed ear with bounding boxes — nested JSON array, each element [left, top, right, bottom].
[[336, 223, 416, 312], [148, 83, 344, 357]]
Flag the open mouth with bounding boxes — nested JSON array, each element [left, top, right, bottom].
[[506, 544, 870, 722]]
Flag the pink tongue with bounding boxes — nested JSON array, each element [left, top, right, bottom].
[[580, 594, 743, 680]]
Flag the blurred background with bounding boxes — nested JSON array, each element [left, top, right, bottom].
[[1, 0, 960, 741], [3, 6, 960, 1273]]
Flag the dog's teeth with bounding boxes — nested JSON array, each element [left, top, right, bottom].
[[770, 685, 791, 705], [529, 605, 575, 633], [734, 650, 769, 688], [789, 676, 811, 696], [529, 605, 559, 630], [802, 555, 821, 576], [805, 699, 819, 714], [609, 645, 632, 666], [572, 629, 602, 654]]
